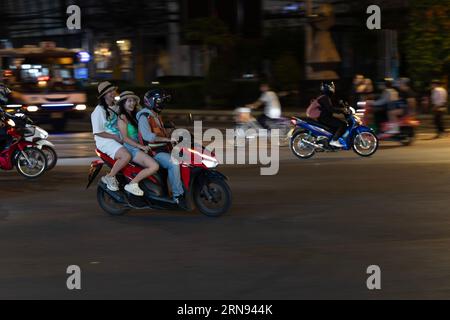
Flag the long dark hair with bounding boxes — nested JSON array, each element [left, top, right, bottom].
[[99, 96, 114, 120], [118, 99, 138, 128]]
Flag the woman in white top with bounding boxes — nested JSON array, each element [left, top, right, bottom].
[[91, 81, 132, 192]]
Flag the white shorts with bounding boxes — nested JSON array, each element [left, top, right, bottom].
[[96, 139, 124, 159]]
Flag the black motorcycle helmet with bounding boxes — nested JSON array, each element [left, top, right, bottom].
[[320, 81, 336, 96], [143, 89, 171, 113]]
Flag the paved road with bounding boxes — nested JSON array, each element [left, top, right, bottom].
[[1, 137, 450, 299]]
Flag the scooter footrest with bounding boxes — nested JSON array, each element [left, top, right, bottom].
[[125, 192, 150, 209]]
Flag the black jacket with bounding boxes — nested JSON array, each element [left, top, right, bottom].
[[318, 95, 343, 118]]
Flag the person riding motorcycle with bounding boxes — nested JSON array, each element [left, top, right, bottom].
[[397, 78, 416, 114], [246, 82, 282, 129], [0, 84, 12, 151], [136, 89, 185, 204], [317, 81, 348, 148], [370, 78, 400, 134]]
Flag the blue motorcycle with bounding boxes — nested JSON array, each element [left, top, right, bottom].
[[289, 105, 379, 159]]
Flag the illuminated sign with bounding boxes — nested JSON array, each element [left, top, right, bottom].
[[77, 51, 91, 63]]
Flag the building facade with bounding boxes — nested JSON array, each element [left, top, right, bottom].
[[1, 0, 412, 84]]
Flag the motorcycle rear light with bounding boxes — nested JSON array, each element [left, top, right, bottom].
[[37, 76, 50, 82]]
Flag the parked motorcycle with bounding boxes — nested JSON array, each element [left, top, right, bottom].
[[0, 108, 47, 178], [87, 139, 232, 218], [358, 101, 420, 146], [289, 103, 379, 159]]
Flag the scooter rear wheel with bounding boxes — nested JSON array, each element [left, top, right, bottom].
[[399, 127, 415, 146], [290, 131, 316, 159], [97, 186, 129, 216]]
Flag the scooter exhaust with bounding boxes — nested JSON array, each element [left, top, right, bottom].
[[301, 138, 325, 150]]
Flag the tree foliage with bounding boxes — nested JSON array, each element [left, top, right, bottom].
[[404, 0, 450, 87]]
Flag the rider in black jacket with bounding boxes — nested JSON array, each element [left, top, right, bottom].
[[318, 81, 347, 148]]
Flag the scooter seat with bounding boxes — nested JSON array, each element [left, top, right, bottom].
[[299, 118, 333, 132], [95, 149, 165, 185]]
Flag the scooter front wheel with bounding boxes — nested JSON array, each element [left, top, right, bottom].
[[352, 132, 379, 157], [194, 177, 232, 217], [97, 186, 129, 216], [42, 146, 58, 170], [15, 147, 47, 179]]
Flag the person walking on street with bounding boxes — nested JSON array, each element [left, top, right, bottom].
[[431, 79, 448, 139]]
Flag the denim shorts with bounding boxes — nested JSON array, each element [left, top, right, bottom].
[[123, 143, 140, 160]]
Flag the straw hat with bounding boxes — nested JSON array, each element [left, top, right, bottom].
[[117, 91, 140, 105], [97, 81, 118, 99]]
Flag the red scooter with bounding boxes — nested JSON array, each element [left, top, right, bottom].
[[358, 101, 420, 146], [0, 109, 47, 179], [87, 141, 232, 217]]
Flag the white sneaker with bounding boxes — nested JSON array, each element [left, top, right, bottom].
[[101, 175, 119, 192], [124, 183, 144, 196], [330, 140, 344, 148]]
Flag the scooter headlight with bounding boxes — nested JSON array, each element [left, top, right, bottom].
[[188, 148, 219, 168], [202, 158, 219, 168]]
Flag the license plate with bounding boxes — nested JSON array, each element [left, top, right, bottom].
[[51, 112, 64, 119]]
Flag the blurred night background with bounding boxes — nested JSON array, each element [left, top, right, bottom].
[[0, 0, 449, 110]]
